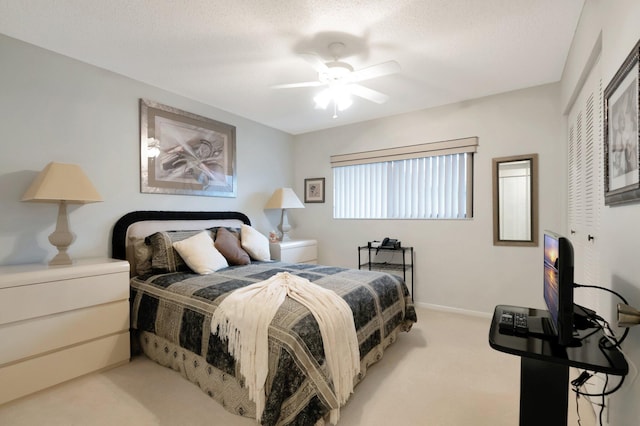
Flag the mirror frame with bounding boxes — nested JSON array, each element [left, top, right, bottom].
[[492, 153, 538, 247]]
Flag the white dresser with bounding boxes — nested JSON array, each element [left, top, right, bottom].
[[270, 239, 318, 264], [0, 258, 130, 404]]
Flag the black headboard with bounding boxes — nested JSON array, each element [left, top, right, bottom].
[[111, 210, 251, 260]]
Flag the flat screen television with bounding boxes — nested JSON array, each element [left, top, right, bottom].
[[543, 230, 575, 346]]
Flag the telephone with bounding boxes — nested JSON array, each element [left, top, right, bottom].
[[380, 237, 400, 249]]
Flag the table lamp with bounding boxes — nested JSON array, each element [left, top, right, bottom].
[[264, 187, 304, 241], [22, 162, 103, 265]]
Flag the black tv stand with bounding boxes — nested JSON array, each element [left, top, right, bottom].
[[489, 305, 628, 426], [524, 303, 597, 340], [525, 317, 582, 347], [526, 316, 554, 338], [573, 303, 597, 329]]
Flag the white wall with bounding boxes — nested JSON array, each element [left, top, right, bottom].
[[561, 1, 640, 424], [292, 83, 564, 315], [0, 34, 294, 266]]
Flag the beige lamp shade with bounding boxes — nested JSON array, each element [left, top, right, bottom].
[[22, 162, 102, 265], [264, 188, 304, 241], [22, 162, 103, 203], [264, 187, 304, 209]]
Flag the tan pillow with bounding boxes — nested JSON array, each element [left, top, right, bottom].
[[214, 227, 251, 265], [131, 238, 153, 276], [172, 231, 228, 274]]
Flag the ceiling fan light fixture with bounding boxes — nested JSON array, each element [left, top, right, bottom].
[[313, 85, 353, 116], [335, 92, 353, 111], [273, 41, 399, 115], [319, 62, 353, 83], [313, 89, 331, 109]]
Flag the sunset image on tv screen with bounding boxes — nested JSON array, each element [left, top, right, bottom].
[[544, 234, 560, 324]]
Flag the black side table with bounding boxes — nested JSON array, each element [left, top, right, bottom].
[[488, 305, 628, 426], [358, 244, 414, 300]]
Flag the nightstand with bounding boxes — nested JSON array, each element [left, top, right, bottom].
[[0, 258, 131, 404], [270, 239, 318, 264]]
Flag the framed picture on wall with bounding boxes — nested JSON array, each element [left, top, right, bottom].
[[140, 99, 237, 197], [304, 177, 325, 203], [603, 39, 640, 206]]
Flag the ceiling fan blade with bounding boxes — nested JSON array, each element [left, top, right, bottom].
[[271, 81, 325, 89], [300, 53, 329, 73], [349, 60, 401, 82], [350, 84, 389, 104]]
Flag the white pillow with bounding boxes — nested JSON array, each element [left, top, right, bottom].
[[240, 224, 271, 261], [172, 231, 228, 274]]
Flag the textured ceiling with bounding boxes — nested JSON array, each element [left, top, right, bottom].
[[0, 0, 584, 135]]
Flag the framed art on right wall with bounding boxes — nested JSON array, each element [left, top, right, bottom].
[[604, 39, 640, 206], [304, 178, 325, 203]]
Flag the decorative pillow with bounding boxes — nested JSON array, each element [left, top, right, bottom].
[[145, 230, 206, 273], [214, 227, 251, 265], [172, 231, 228, 274], [240, 224, 271, 261], [209, 226, 241, 239], [131, 237, 153, 276]]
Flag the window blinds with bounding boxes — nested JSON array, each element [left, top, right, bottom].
[[332, 137, 476, 219]]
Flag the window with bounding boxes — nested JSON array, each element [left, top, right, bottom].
[[331, 137, 477, 219]]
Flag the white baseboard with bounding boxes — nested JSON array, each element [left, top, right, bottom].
[[415, 301, 492, 319]]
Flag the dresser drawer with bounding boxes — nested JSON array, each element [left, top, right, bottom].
[[0, 300, 129, 366], [0, 258, 130, 404], [0, 332, 130, 404], [0, 271, 129, 326], [281, 244, 317, 263]]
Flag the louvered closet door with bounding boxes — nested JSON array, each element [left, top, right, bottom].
[[567, 56, 603, 312]]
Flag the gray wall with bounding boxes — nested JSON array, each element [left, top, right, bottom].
[[0, 34, 294, 265]]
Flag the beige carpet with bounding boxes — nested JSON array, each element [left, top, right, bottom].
[[0, 307, 596, 425]]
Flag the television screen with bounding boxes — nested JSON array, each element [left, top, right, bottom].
[[543, 233, 560, 331], [543, 231, 575, 346]]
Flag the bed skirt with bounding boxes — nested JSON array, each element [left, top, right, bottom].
[[135, 321, 406, 425]]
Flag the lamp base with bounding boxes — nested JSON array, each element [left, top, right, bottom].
[[278, 208, 293, 241], [48, 201, 76, 266], [280, 232, 292, 242], [49, 251, 73, 266]]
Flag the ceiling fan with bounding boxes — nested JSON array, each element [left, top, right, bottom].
[[272, 42, 401, 118]]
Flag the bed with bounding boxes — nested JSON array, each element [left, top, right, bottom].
[[112, 211, 417, 426]]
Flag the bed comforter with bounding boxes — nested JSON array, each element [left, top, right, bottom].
[[130, 261, 417, 426]]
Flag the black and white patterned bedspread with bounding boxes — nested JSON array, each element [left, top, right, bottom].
[[130, 261, 417, 426]]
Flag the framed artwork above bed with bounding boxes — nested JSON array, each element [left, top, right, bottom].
[[139, 99, 237, 197]]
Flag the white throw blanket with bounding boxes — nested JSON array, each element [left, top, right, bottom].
[[210, 272, 360, 425]]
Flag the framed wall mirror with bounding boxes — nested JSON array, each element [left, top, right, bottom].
[[492, 153, 538, 246]]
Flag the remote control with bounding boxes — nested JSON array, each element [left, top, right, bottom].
[[499, 313, 514, 332]]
